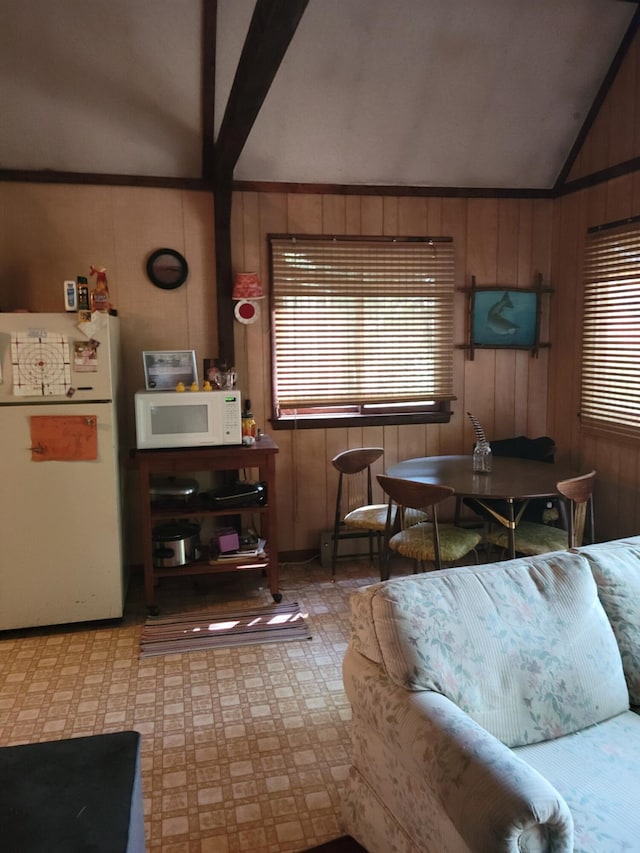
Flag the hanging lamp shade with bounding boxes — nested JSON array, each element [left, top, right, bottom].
[[232, 272, 264, 300]]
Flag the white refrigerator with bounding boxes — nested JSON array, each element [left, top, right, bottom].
[[0, 312, 125, 630]]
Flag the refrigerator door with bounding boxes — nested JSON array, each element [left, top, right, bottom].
[[0, 402, 124, 630], [0, 312, 119, 404]]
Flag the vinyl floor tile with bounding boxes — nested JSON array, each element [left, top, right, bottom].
[[0, 556, 415, 851]]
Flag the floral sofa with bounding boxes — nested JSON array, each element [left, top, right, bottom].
[[341, 536, 640, 852]]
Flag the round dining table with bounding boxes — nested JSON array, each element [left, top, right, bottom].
[[386, 454, 579, 559]]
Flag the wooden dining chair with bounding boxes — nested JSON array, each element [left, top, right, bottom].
[[331, 449, 428, 579], [485, 470, 596, 557], [330, 447, 388, 579], [377, 475, 482, 579]]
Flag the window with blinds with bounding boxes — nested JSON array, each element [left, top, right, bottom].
[[268, 235, 455, 427], [581, 219, 640, 439]]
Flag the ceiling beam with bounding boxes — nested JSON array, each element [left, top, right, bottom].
[[214, 0, 309, 182], [555, 4, 640, 190], [213, 0, 309, 369]]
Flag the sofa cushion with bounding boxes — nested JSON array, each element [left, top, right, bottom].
[[517, 710, 640, 852], [366, 551, 628, 747], [575, 536, 640, 707]]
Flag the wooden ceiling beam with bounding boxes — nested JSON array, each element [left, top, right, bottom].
[[213, 0, 309, 368], [214, 0, 309, 182]]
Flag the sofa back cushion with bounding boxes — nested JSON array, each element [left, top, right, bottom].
[[575, 537, 640, 707], [366, 551, 628, 747]]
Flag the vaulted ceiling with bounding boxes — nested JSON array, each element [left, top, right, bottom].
[[0, 0, 637, 192]]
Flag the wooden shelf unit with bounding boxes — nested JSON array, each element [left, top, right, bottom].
[[135, 436, 279, 614]]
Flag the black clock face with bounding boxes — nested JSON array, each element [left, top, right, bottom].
[[146, 249, 189, 290]]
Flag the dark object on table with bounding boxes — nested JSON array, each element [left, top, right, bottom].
[[0, 731, 145, 852], [205, 480, 267, 509]]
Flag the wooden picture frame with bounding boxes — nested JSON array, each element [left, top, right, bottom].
[[471, 288, 538, 349], [142, 350, 198, 390]]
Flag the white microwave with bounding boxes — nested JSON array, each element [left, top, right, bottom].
[[134, 389, 242, 449]]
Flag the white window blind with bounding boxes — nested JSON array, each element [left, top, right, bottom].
[[581, 220, 640, 438], [269, 235, 455, 413]]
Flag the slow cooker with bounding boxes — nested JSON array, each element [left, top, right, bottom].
[[149, 476, 199, 506], [152, 521, 201, 568]]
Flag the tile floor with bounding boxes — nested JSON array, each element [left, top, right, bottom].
[[0, 555, 414, 852]]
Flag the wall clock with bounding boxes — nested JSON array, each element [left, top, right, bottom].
[[146, 249, 189, 290]]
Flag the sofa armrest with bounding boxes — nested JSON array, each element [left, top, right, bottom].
[[414, 690, 573, 852], [343, 647, 574, 852]]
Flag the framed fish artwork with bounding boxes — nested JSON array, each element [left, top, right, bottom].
[[471, 288, 538, 349]]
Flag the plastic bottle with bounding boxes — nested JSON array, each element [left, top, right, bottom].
[[242, 400, 256, 438], [77, 275, 91, 322], [472, 440, 492, 474], [89, 265, 110, 312], [64, 280, 77, 312]]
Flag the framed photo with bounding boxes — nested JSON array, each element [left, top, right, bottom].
[[471, 288, 538, 349], [142, 350, 198, 390]]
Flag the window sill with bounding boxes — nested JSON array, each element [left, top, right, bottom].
[[270, 411, 453, 430]]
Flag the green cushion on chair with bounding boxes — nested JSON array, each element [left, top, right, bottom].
[[486, 521, 568, 556], [345, 505, 426, 531], [389, 522, 482, 563], [344, 504, 389, 530]]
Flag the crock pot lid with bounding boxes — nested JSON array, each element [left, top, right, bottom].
[[150, 477, 199, 498], [152, 520, 201, 540]]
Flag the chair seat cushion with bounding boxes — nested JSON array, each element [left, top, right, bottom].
[[389, 522, 482, 562], [345, 505, 426, 531], [487, 521, 568, 556]]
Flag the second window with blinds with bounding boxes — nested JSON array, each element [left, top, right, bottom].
[[268, 234, 456, 429]]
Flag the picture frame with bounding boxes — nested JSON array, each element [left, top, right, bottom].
[[142, 350, 198, 390], [471, 288, 538, 349]]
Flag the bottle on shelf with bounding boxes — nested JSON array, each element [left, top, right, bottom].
[[242, 400, 256, 438], [89, 265, 110, 312]]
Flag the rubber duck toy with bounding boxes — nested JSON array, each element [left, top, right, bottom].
[[203, 380, 213, 391], [175, 381, 186, 392], [189, 381, 199, 392]]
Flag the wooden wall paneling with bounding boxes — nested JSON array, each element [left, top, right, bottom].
[[615, 440, 640, 537], [426, 196, 444, 455], [464, 198, 499, 441], [493, 199, 520, 439], [361, 196, 384, 234], [325, 426, 350, 543], [321, 194, 347, 233], [398, 196, 427, 236], [526, 199, 554, 437], [595, 438, 621, 540], [345, 196, 362, 235], [182, 190, 217, 380], [382, 196, 399, 235], [608, 33, 637, 166], [230, 192, 249, 400], [442, 197, 467, 454], [605, 173, 635, 219], [635, 36, 640, 154], [239, 191, 266, 420], [549, 192, 584, 462], [112, 186, 191, 445], [290, 429, 324, 551], [287, 193, 322, 233], [257, 192, 287, 437]]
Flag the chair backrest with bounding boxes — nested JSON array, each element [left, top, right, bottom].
[[556, 469, 596, 548], [332, 447, 384, 515]]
